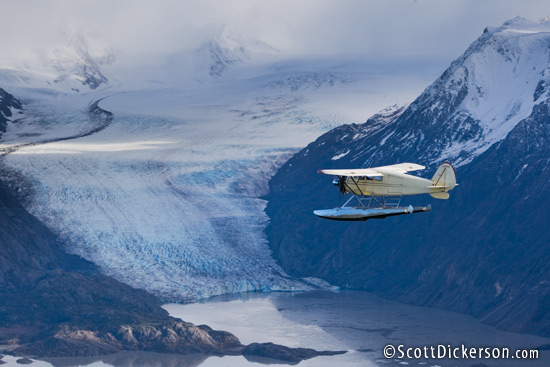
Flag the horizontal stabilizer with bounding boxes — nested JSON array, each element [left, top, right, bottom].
[[430, 192, 449, 199]]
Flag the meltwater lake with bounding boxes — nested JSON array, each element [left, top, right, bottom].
[[164, 290, 550, 367], [11, 290, 549, 367]]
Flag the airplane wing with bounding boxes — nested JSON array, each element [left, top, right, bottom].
[[317, 168, 383, 176], [374, 162, 425, 174], [318, 163, 424, 177]]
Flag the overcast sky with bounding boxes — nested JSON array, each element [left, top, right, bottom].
[[2, 0, 550, 64]]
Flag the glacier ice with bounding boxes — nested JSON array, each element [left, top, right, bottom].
[[1, 58, 434, 301]]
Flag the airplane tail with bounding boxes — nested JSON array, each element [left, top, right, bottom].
[[429, 161, 457, 199]]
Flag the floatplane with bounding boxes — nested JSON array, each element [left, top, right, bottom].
[[314, 162, 457, 221]]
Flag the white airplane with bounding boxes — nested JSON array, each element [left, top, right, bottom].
[[314, 161, 457, 221]]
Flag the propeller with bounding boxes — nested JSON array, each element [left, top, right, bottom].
[[332, 176, 347, 195]]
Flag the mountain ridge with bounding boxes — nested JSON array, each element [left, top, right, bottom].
[[265, 18, 550, 337], [0, 89, 23, 139], [330, 17, 550, 170]]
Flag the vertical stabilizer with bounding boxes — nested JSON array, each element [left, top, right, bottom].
[[430, 162, 457, 199]]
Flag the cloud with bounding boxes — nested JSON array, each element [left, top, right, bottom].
[[1, 0, 549, 66]]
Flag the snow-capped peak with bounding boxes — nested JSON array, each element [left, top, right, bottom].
[[0, 25, 116, 92], [195, 25, 279, 78], [46, 27, 116, 90], [387, 17, 550, 167]]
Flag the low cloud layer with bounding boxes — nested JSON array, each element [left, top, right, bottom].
[[1, 0, 549, 66]]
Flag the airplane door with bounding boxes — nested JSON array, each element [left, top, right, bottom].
[[387, 176, 403, 194]]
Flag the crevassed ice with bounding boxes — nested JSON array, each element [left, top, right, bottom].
[[4, 60, 434, 300]]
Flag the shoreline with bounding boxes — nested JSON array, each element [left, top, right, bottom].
[[3, 289, 550, 366]]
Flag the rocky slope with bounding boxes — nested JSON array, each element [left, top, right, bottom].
[[265, 18, 550, 337], [0, 175, 231, 356], [0, 89, 23, 139], [0, 175, 341, 362]]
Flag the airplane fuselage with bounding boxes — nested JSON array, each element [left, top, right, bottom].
[[341, 170, 445, 197]]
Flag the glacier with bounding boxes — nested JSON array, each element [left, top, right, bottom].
[[1, 48, 436, 301]]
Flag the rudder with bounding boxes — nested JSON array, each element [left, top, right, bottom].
[[430, 161, 457, 199]]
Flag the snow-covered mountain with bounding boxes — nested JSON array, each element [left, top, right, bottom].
[[327, 16, 550, 169], [196, 25, 279, 78], [163, 25, 280, 83], [0, 27, 115, 93], [265, 17, 550, 337], [47, 29, 115, 91]]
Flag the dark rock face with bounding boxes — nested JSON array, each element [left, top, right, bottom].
[[15, 358, 33, 365], [265, 26, 550, 337], [0, 88, 23, 138], [0, 177, 233, 357]]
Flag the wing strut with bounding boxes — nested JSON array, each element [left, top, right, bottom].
[[337, 175, 355, 195], [349, 176, 365, 196]]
